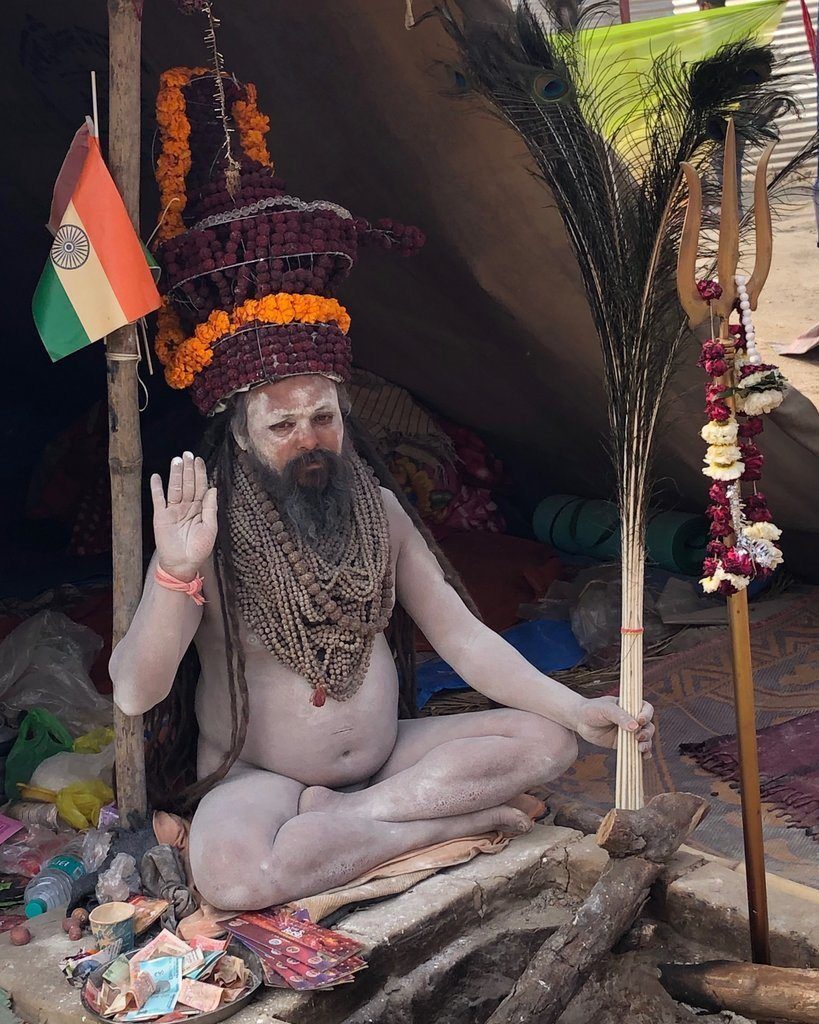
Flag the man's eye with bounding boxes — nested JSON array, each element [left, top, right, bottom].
[[313, 414, 333, 425], [271, 421, 293, 432]]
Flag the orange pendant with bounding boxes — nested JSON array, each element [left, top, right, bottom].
[[312, 685, 327, 708]]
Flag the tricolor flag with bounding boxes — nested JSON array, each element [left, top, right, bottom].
[[32, 121, 161, 362]]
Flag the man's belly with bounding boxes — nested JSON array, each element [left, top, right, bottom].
[[195, 632, 401, 787]]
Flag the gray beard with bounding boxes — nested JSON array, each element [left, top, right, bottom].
[[242, 446, 354, 552]]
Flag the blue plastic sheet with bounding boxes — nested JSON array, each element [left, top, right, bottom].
[[416, 619, 585, 710]]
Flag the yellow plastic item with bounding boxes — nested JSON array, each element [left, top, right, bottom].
[[73, 727, 115, 755], [17, 783, 58, 803], [55, 780, 114, 830]]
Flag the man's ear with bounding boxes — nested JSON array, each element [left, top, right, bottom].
[[230, 396, 250, 452]]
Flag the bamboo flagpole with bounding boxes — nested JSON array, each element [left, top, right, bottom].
[[676, 121, 774, 964], [106, 0, 148, 818]]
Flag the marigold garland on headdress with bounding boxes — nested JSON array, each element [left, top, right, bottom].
[[152, 52, 423, 414]]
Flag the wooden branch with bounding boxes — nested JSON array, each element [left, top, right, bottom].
[[596, 793, 709, 863], [486, 792, 708, 1024], [551, 798, 604, 836], [107, 0, 147, 818], [658, 961, 819, 1024]]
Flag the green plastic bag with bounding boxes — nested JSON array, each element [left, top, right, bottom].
[[4, 708, 73, 801]]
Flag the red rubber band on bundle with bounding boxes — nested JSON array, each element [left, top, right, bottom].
[[620, 627, 644, 634], [155, 566, 206, 606]]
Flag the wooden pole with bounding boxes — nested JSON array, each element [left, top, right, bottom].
[[659, 961, 819, 1023], [106, 0, 147, 819], [727, 588, 771, 963], [676, 121, 773, 966]]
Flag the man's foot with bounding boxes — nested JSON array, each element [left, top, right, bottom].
[[298, 785, 344, 815], [507, 793, 548, 820]]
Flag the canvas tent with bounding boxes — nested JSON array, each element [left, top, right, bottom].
[[3, 0, 819, 584]]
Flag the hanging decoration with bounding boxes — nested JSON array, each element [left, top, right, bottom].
[[695, 275, 786, 596]]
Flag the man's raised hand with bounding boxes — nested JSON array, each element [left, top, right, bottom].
[[150, 451, 218, 582]]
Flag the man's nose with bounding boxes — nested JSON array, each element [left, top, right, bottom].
[[296, 426, 320, 452]]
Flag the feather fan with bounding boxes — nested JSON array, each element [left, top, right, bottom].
[[429, 0, 818, 807]]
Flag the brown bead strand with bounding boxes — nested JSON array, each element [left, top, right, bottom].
[[228, 449, 393, 704]]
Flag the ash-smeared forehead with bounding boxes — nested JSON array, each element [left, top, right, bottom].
[[245, 375, 341, 424]]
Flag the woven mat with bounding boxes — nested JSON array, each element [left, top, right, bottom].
[[682, 710, 819, 840], [548, 595, 819, 887]]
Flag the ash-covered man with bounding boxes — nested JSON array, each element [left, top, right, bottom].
[[111, 374, 655, 912]]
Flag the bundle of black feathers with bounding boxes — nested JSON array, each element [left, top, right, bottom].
[[431, 0, 817, 519]]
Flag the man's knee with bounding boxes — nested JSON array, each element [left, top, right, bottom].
[[549, 725, 578, 776], [497, 709, 578, 776], [190, 832, 271, 911]]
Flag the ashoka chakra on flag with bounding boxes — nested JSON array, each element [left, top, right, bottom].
[[51, 224, 90, 270]]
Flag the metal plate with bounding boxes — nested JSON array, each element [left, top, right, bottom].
[[80, 939, 263, 1024]]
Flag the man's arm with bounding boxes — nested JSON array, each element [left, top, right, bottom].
[[110, 452, 217, 717], [388, 492, 652, 747], [110, 552, 204, 716]]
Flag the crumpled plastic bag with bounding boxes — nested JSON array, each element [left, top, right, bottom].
[[74, 727, 115, 754], [96, 852, 141, 904], [82, 828, 114, 872], [30, 742, 115, 791], [55, 779, 114, 830], [0, 611, 112, 737], [4, 708, 73, 800], [570, 576, 670, 662], [0, 824, 70, 878]]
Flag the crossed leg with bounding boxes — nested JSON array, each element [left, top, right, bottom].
[[299, 708, 578, 822], [189, 762, 533, 911], [189, 709, 578, 911]]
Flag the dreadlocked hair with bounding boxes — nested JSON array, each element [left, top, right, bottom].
[[144, 400, 482, 813]]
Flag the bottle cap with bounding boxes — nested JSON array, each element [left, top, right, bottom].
[[24, 899, 47, 918]]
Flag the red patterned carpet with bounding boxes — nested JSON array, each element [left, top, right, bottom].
[[548, 596, 819, 887]]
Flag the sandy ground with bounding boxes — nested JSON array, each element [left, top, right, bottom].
[[750, 200, 819, 409]]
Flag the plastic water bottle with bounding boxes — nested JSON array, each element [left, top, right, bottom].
[[24, 837, 87, 918]]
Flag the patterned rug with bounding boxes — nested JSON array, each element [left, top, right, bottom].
[[548, 595, 819, 887], [681, 711, 819, 839]]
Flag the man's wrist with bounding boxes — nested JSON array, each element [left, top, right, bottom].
[[564, 691, 588, 733], [157, 562, 202, 584]]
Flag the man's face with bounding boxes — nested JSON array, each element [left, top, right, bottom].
[[239, 375, 344, 477]]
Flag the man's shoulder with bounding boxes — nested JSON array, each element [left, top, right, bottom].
[[378, 486, 412, 542]]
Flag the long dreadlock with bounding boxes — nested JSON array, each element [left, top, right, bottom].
[[144, 404, 482, 814]]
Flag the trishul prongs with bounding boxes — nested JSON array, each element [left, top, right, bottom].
[[676, 118, 776, 330]]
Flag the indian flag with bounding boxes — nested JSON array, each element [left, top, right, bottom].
[[32, 123, 160, 362]]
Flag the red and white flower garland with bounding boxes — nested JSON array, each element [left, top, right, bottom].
[[696, 276, 787, 596]]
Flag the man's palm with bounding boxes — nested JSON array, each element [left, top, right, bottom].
[[151, 453, 217, 578]]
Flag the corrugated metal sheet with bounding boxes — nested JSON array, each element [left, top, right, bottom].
[[629, 0, 817, 170]]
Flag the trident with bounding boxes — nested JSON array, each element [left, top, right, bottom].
[[676, 119, 774, 966]]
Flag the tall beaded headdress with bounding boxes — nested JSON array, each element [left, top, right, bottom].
[[152, 7, 424, 415]]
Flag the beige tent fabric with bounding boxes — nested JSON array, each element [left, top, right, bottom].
[[6, 2, 819, 560]]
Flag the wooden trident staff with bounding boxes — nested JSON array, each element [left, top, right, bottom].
[[676, 119, 773, 965]]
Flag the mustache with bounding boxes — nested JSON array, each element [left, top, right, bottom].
[[244, 446, 354, 548]]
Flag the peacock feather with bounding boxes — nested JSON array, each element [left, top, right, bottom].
[[429, 0, 818, 807]]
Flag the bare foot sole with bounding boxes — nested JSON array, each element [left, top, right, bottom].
[[507, 793, 547, 821]]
